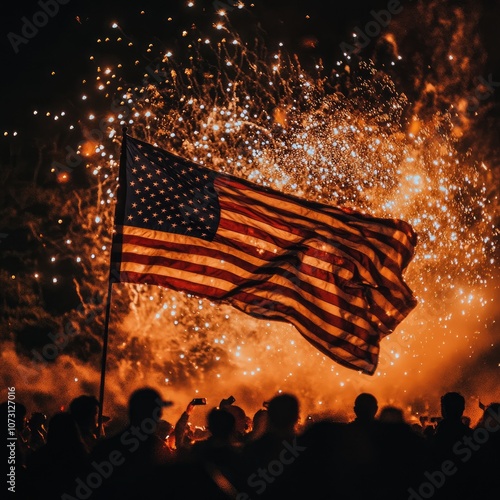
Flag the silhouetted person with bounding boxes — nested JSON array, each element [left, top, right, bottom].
[[422, 392, 473, 500], [374, 405, 429, 500], [155, 405, 247, 500], [432, 391, 472, 456], [240, 393, 302, 499], [26, 411, 90, 500], [410, 422, 424, 437], [468, 402, 500, 496], [293, 416, 347, 499], [90, 386, 174, 499], [191, 407, 238, 454], [222, 404, 249, 445], [155, 418, 174, 449], [69, 395, 102, 452], [245, 408, 269, 442], [352, 392, 378, 423], [378, 404, 405, 423], [27, 411, 47, 452], [422, 420, 436, 442], [173, 398, 211, 458], [266, 393, 300, 438], [339, 393, 381, 498], [186, 407, 248, 495]]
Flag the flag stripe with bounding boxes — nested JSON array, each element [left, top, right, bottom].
[[119, 255, 378, 350], [217, 181, 412, 279], [217, 221, 411, 328], [218, 184, 412, 295], [117, 228, 394, 370], [119, 227, 401, 333], [217, 215, 413, 320], [113, 264, 399, 376], [118, 250, 378, 347], [218, 176, 416, 269], [117, 269, 377, 373], [111, 135, 418, 374]]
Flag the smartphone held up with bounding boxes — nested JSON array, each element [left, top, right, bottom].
[[191, 398, 207, 406]]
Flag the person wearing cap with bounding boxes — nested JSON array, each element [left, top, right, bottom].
[[89, 386, 175, 499]]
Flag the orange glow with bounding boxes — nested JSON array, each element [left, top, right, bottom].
[[81, 140, 99, 157], [4, 1, 497, 424]]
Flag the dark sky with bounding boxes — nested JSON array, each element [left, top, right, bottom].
[[1, 0, 499, 163], [0, 0, 383, 171], [0, 0, 356, 130], [0, 1, 456, 125]]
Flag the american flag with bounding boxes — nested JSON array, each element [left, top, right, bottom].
[[111, 134, 418, 374]]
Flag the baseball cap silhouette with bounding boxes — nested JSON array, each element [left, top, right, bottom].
[[128, 387, 173, 424]]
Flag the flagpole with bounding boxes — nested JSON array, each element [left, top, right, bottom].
[[97, 127, 128, 436], [97, 274, 113, 436]]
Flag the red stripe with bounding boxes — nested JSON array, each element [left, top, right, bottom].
[[118, 269, 230, 299], [233, 290, 378, 362], [118, 232, 370, 320], [118, 269, 378, 369], [118, 233, 356, 295], [298, 249, 415, 321], [218, 176, 415, 270], [119, 250, 376, 344], [117, 232, 402, 330], [218, 216, 412, 313], [219, 207, 401, 280]]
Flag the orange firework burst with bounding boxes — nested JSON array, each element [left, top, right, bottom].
[[2, 1, 498, 424]]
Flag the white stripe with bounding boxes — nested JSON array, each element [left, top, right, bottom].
[[219, 190, 411, 295], [219, 179, 412, 260], [119, 244, 380, 353]]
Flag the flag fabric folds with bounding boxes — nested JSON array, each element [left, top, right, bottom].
[[111, 134, 418, 375]]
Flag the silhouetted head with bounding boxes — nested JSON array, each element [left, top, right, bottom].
[[69, 395, 100, 431], [353, 393, 378, 421], [223, 405, 248, 436], [477, 402, 500, 430], [253, 409, 269, 429], [379, 405, 405, 424], [267, 393, 300, 431], [441, 392, 465, 420], [128, 387, 173, 426], [156, 419, 174, 440], [411, 423, 423, 435], [28, 412, 47, 430], [208, 408, 236, 440]]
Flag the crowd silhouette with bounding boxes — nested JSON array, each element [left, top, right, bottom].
[[2, 388, 499, 499]]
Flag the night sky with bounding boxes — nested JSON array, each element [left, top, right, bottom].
[[1, 0, 352, 132], [2, 1, 500, 152], [1, 0, 499, 420], [2, 1, 500, 161]]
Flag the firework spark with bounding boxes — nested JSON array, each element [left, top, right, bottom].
[[3, 1, 498, 425]]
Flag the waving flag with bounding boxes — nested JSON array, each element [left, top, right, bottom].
[[111, 134, 417, 374]]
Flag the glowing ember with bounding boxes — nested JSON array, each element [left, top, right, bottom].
[[2, 2, 498, 425]]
